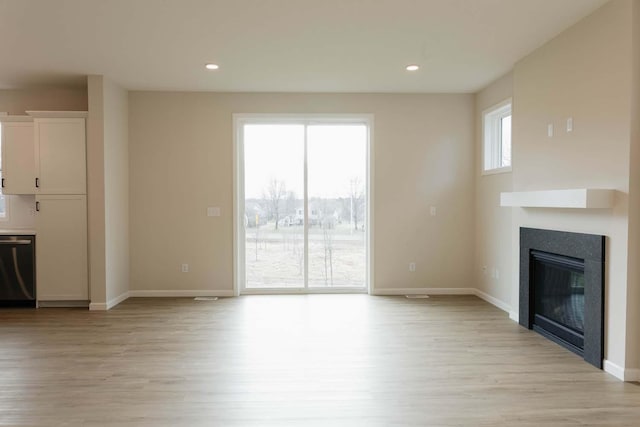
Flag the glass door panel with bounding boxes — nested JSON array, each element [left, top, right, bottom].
[[243, 124, 305, 289], [307, 125, 367, 288]]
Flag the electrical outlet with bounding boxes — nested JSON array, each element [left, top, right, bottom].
[[430, 206, 437, 216], [482, 266, 487, 275], [181, 264, 189, 273], [409, 262, 416, 272]]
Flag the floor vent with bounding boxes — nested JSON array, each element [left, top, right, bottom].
[[194, 297, 219, 301], [405, 295, 430, 299]]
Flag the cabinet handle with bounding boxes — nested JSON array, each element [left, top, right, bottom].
[[1, 178, 4, 188], [36, 201, 40, 212], [35, 177, 40, 188]]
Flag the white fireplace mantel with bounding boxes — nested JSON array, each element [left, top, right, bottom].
[[500, 189, 615, 209]]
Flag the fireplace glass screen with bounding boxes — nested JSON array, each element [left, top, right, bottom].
[[532, 250, 585, 350]]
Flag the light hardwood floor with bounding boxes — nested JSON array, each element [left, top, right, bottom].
[[0, 295, 638, 426]]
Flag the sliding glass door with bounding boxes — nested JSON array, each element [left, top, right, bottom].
[[307, 125, 367, 289], [243, 124, 305, 289], [236, 116, 370, 293]]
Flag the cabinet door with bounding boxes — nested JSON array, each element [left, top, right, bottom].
[[36, 195, 88, 301], [35, 118, 86, 194], [1, 121, 36, 194]]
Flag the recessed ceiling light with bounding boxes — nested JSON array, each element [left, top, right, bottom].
[[205, 63, 219, 70], [406, 64, 420, 71]]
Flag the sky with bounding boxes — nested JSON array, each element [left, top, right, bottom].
[[243, 123, 367, 199]]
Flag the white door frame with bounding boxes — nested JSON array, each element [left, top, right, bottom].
[[232, 114, 374, 295]]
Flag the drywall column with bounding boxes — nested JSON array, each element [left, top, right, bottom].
[[625, 0, 640, 376], [87, 75, 130, 310], [103, 79, 130, 304], [87, 75, 107, 308]]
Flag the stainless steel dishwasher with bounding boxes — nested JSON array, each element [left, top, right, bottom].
[[0, 235, 35, 307]]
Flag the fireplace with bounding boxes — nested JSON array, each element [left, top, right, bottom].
[[532, 251, 585, 353], [520, 228, 605, 369]]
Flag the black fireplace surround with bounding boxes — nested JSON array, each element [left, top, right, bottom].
[[520, 227, 605, 369]]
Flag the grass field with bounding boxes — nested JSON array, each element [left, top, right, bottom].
[[245, 223, 366, 289]]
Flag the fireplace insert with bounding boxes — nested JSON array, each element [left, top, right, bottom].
[[532, 250, 585, 355]]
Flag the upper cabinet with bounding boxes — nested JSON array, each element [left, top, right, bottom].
[[27, 111, 87, 195], [34, 118, 86, 194], [0, 116, 36, 195], [1, 112, 87, 195]]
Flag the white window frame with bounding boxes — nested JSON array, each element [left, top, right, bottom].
[[232, 114, 374, 296], [482, 99, 512, 175]]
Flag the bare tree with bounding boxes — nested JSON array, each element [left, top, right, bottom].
[[349, 177, 365, 231], [293, 227, 304, 276], [266, 178, 286, 230], [322, 216, 334, 286]]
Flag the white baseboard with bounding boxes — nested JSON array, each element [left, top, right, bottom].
[[604, 359, 640, 382], [373, 287, 515, 314], [473, 289, 511, 313], [90, 289, 234, 310], [373, 287, 476, 296], [89, 291, 131, 311], [90, 288, 518, 323], [509, 311, 519, 323], [128, 289, 235, 298], [109, 291, 131, 309]]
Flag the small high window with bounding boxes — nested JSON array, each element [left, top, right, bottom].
[[483, 99, 512, 174]]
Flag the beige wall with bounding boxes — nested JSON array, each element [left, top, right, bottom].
[[474, 72, 513, 309], [0, 88, 87, 114], [128, 92, 475, 294], [511, 0, 634, 369], [627, 0, 640, 370], [103, 78, 130, 302]]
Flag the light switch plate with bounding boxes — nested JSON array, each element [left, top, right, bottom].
[[207, 207, 221, 217]]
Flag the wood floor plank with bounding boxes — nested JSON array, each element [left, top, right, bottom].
[[0, 295, 639, 426]]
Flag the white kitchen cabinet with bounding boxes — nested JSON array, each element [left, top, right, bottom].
[[0, 117, 36, 195], [33, 116, 86, 194], [35, 194, 88, 302]]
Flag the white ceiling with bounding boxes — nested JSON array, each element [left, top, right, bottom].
[[0, 0, 608, 93]]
